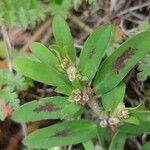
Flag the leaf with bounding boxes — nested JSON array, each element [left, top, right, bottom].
[[79, 24, 112, 81], [118, 122, 150, 135], [30, 42, 59, 69], [126, 103, 145, 112], [13, 56, 70, 87], [97, 126, 112, 148], [109, 132, 126, 150], [124, 116, 140, 125], [101, 82, 125, 111], [0, 87, 19, 109], [55, 85, 73, 96], [52, 15, 76, 63], [131, 111, 150, 122], [82, 140, 95, 150], [23, 119, 97, 148], [94, 31, 150, 95], [49, 0, 70, 17], [142, 142, 150, 150], [12, 96, 81, 122], [137, 54, 150, 81]]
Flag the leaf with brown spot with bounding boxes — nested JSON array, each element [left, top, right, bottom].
[[79, 24, 113, 81], [94, 31, 150, 95], [23, 119, 97, 149], [12, 96, 81, 122], [113, 48, 136, 73], [53, 130, 70, 137], [33, 103, 58, 113]]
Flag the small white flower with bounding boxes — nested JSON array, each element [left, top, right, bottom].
[[61, 58, 69, 70], [82, 93, 89, 102], [118, 110, 129, 118], [100, 119, 108, 128], [73, 89, 82, 102], [67, 66, 76, 81], [108, 117, 120, 125]]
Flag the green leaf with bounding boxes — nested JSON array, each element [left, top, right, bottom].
[[94, 31, 150, 95], [13, 56, 70, 87], [79, 24, 112, 81], [126, 103, 145, 112], [12, 96, 81, 122], [97, 126, 112, 148], [109, 132, 126, 150], [23, 119, 97, 148], [137, 54, 150, 81], [55, 85, 73, 96], [118, 122, 150, 135], [52, 15, 76, 63], [124, 116, 140, 125], [50, 0, 70, 17], [131, 111, 150, 122], [30, 42, 59, 69], [82, 140, 95, 150], [101, 82, 125, 111], [142, 142, 150, 150]]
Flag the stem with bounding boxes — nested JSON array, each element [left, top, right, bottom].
[[21, 18, 51, 52], [1, 24, 13, 73], [1, 24, 28, 138], [68, 13, 93, 34], [87, 96, 105, 118]]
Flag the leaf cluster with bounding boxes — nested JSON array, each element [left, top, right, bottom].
[[12, 16, 150, 149]]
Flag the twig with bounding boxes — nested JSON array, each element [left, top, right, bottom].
[[68, 13, 93, 34], [1, 24, 28, 143], [1, 24, 13, 73], [21, 18, 51, 52], [118, 2, 150, 17], [42, 27, 52, 44]]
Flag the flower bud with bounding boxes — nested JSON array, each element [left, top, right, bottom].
[[108, 117, 120, 126], [118, 110, 128, 118], [100, 119, 108, 128], [73, 89, 82, 102], [83, 93, 89, 102]]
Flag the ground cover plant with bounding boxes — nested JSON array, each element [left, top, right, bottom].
[[11, 15, 150, 149]]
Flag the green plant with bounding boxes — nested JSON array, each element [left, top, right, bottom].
[[0, 0, 96, 29], [0, 70, 28, 120], [0, 0, 46, 28], [12, 16, 150, 149]]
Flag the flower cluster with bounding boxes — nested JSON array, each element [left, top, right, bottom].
[[69, 86, 93, 105], [100, 103, 129, 128]]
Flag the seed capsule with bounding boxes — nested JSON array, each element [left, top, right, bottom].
[[67, 66, 76, 81], [83, 93, 89, 102], [108, 117, 120, 125], [73, 89, 82, 102], [118, 110, 129, 118], [100, 119, 108, 128]]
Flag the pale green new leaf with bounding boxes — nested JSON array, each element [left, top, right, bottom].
[[94, 31, 150, 95], [12, 96, 81, 122], [79, 24, 112, 81], [52, 15, 76, 63], [23, 119, 97, 148], [30, 42, 59, 69]]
